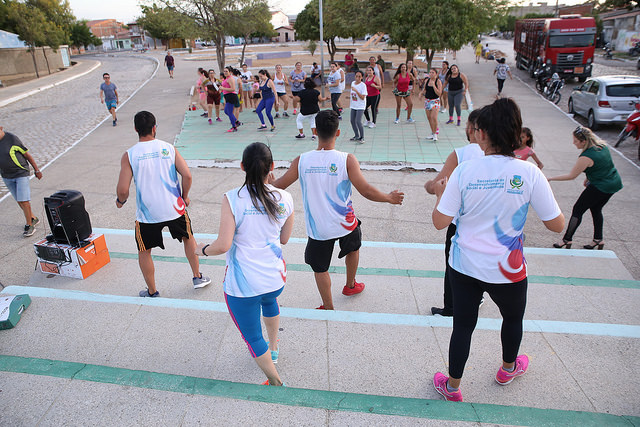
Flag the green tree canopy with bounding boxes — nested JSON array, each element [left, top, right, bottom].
[[230, 0, 274, 65], [70, 20, 102, 49], [138, 3, 199, 49]]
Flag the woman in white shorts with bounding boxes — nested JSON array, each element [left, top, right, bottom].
[[273, 64, 290, 118], [421, 68, 443, 141]]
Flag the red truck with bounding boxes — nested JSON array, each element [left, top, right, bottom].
[[514, 15, 596, 82]]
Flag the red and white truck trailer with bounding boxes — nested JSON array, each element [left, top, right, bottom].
[[514, 15, 596, 81]]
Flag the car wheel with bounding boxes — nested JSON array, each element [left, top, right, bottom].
[[568, 98, 575, 114], [587, 110, 599, 131]]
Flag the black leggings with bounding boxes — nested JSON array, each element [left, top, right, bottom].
[[442, 223, 456, 311], [448, 268, 527, 379], [331, 93, 342, 115], [363, 94, 380, 123], [563, 184, 614, 241], [497, 78, 506, 93]]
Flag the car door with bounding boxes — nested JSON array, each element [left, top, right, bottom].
[[584, 80, 600, 116], [573, 81, 592, 116]]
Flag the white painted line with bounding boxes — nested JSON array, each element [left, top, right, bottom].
[[3, 285, 639, 338], [92, 227, 618, 258], [0, 61, 102, 108]]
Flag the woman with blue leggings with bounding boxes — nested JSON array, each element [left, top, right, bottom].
[[221, 66, 239, 132], [256, 69, 277, 131], [197, 142, 294, 386]]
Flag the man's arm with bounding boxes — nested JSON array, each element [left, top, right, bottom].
[[22, 152, 42, 180], [116, 152, 133, 208], [174, 149, 192, 206], [99, 89, 104, 103], [346, 154, 404, 204], [269, 156, 300, 190], [114, 89, 119, 104], [425, 151, 458, 194], [378, 65, 384, 86]]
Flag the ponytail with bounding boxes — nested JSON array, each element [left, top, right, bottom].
[[240, 142, 280, 222]]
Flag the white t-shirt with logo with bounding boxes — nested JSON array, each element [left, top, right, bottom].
[[127, 139, 184, 224], [495, 63, 510, 79], [298, 149, 356, 241], [350, 81, 367, 110], [223, 185, 294, 297], [437, 155, 561, 283]]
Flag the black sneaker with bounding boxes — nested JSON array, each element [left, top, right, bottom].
[[283, 112, 289, 117], [23, 224, 35, 237], [139, 289, 160, 297], [112, 120, 117, 126], [431, 307, 453, 317], [295, 134, 305, 139]]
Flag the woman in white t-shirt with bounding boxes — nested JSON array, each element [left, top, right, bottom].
[[197, 142, 294, 387], [349, 70, 367, 143], [430, 98, 565, 402]]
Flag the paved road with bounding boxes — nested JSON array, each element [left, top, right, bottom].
[[0, 54, 157, 195], [486, 36, 640, 167]]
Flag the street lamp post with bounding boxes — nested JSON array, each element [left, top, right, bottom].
[[319, 0, 325, 98]]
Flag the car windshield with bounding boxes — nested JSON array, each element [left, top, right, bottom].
[[605, 84, 640, 97], [548, 34, 594, 48]]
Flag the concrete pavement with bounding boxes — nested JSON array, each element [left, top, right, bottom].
[[0, 46, 639, 425]]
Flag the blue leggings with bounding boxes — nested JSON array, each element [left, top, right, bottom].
[[225, 286, 283, 358], [257, 96, 275, 126], [223, 94, 237, 128]]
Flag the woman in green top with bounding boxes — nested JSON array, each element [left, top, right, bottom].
[[548, 126, 623, 250]]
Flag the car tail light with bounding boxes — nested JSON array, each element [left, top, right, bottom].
[[635, 102, 640, 110], [598, 100, 611, 108]]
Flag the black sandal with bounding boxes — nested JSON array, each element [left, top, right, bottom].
[[583, 240, 604, 250], [553, 239, 572, 249]]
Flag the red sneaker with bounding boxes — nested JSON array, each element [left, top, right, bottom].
[[316, 305, 326, 310], [342, 281, 365, 296]]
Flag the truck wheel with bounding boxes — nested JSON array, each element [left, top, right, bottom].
[[568, 98, 575, 114], [528, 63, 535, 77], [578, 76, 587, 82], [587, 110, 598, 131]]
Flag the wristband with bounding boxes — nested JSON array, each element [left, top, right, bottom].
[[202, 244, 210, 256], [116, 198, 127, 205]]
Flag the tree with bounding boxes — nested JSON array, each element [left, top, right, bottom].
[[388, 0, 508, 67], [70, 20, 101, 50], [2, 0, 73, 77], [164, 0, 263, 71], [596, 0, 638, 12], [230, 0, 273, 66], [138, 4, 199, 49], [295, 0, 367, 61]]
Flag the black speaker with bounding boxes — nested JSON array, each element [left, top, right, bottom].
[[44, 190, 92, 247]]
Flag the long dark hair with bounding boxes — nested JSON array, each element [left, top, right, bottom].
[[394, 63, 407, 78], [258, 69, 272, 80], [240, 142, 280, 222], [476, 98, 522, 156]]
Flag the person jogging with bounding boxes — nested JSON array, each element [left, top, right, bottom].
[[196, 142, 294, 386], [270, 110, 404, 310], [99, 73, 119, 126]]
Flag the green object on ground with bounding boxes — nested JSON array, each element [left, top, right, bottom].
[[0, 294, 31, 330]]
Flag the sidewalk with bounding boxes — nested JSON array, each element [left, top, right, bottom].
[[0, 46, 639, 425]]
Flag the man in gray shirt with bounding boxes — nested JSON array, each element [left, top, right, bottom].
[[100, 72, 119, 126]]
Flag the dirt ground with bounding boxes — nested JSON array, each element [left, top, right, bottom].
[[180, 41, 467, 110]]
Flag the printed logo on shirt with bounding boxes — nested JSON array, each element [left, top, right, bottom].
[[507, 175, 524, 194], [329, 163, 338, 174], [161, 149, 170, 158], [277, 203, 286, 216]]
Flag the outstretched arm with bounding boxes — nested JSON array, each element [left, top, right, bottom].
[[547, 156, 591, 181], [425, 151, 458, 194], [174, 149, 192, 206], [116, 153, 133, 208], [269, 156, 300, 190], [347, 154, 404, 204]]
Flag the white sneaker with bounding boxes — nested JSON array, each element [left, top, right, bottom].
[[364, 121, 371, 127], [368, 123, 376, 128], [394, 118, 399, 124], [426, 134, 435, 140], [433, 134, 438, 141]]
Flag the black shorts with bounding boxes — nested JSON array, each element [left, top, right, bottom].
[[276, 92, 287, 98], [291, 90, 301, 97], [135, 212, 193, 251], [304, 220, 362, 273]]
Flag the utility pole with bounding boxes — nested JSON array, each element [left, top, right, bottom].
[[319, 0, 325, 99]]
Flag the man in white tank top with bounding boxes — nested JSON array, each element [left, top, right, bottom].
[[424, 110, 484, 316], [270, 110, 404, 310], [116, 111, 211, 298]]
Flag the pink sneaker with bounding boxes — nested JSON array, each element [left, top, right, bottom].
[[216, 117, 222, 122], [433, 372, 463, 402], [342, 281, 365, 296], [496, 354, 529, 385]]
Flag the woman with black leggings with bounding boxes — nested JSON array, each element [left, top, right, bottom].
[[363, 66, 381, 128], [444, 64, 468, 126], [431, 98, 564, 402], [549, 126, 622, 250]]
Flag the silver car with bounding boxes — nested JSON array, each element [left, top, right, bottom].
[[568, 75, 640, 130]]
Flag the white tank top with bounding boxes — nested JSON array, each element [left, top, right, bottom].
[[224, 185, 294, 297], [274, 73, 286, 93], [298, 149, 356, 240], [127, 139, 184, 223], [339, 69, 346, 91]]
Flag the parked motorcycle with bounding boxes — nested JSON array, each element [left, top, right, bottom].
[[614, 101, 640, 159], [604, 43, 613, 60], [533, 65, 550, 93], [543, 73, 564, 105], [629, 41, 640, 57]]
